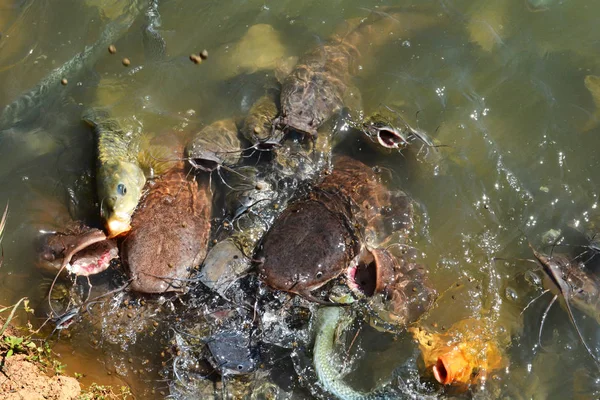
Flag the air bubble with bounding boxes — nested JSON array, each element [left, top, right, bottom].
[[524, 270, 542, 287], [505, 287, 518, 302]]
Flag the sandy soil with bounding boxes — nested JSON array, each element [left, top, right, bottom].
[[0, 354, 81, 400], [0, 317, 81, 400]]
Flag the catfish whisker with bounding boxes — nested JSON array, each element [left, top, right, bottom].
[[358, 7, 402, 23], [208, 171, 214, 196], [140, 271, 197, 283], [380, 104, 440, 149], [86, 279, 132, 303], [343, 325, 362, 367], [219, 164, 252, 181], [172, 356, 186, 384], [537, 294, 557, 351], [216, 167, 237, 191], [520, 288, 550, 316], [241, 149, 256, 159]]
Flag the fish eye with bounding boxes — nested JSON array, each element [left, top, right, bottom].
[[237, 364, 244, 370], [117, 183, 127, 196], [316, 271, 323, 279]]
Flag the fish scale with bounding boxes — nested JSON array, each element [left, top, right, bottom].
[[83, 110, 137, 164]]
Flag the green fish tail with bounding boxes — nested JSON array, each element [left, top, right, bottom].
[[314, 307, 392, 400]]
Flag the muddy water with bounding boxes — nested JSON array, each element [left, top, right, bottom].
[[2, 0, 600, 398]]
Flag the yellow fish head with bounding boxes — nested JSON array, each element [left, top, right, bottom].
[[97, 161, 146, 238]]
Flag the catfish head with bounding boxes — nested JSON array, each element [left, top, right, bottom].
[[256, 199, 359, 304]]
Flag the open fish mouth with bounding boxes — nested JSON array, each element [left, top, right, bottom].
[[188, 152, 222, 172], [432, 351, 470, 385], [37, 232, 118, 277], [370, 125, 408, 149], [253, 126, 285, 150], [67, 240, 118, 276], [256, 139, 282, 151], [277, 114, 319, 138], [346, 247, 394, 297]]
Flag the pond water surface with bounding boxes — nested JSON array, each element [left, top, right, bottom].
[[2, 0, 600, 398]]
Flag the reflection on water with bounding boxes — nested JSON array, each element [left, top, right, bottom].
[[2, 0, 600, 398]]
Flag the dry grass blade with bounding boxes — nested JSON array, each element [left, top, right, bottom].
[[0, 297, 26, 337], [0, 202, 7, 268], [0, 202, 7, 266], [0, 202, 7, 239]]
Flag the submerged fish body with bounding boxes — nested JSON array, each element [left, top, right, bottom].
[[583, 75, 600, 132], [529, 245, 600, 366], [532, 246, 600, 325], [316, 155, 413, 244], [566, 264, 600, 322], [84, 108, 146, 238], [278, 10, 440, 138], [0, 0, 147, 131], [278, 40, 359, 137], [242, 90, 280, 147], [199, 161, 299, 295], [186, 119, 244, 171], [124, 166, 212, 293], [273, 127, 334, 182], [200, 130, 333, 296], [222, 166, 285, 256]]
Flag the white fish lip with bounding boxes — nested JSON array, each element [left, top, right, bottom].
[[106, 217, 131, 238]]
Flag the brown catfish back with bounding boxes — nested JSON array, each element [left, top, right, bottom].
[[124, 166, 212, 293], [257, 199, 357, 295], [279, 40, 359, 137], [315, 156, 391, 237]]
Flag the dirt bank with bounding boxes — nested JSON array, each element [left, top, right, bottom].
[[0, 315, 81, 400], [0, 354, 81, 400]]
